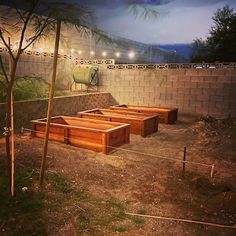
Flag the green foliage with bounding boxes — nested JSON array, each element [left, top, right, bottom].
[[47, 173, 72, 193], [0, 171, 46, 235], [131, 216, 145, 225], [106, 198, 126, 220], [137, 208, 147, 215], [112, 226, 128, 233], [0, 74, 52, 102], [191, 5, 236, 62]]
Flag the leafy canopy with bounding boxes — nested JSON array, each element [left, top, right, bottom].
[[191, 5, 236, 62]]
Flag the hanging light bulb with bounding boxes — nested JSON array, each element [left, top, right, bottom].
[[102, 51, 107, 57], [13, 43, 18, 50], [115, 52, 120, 58], [128, 51, 135, 59]]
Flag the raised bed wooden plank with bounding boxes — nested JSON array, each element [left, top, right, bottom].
[[77, 108, 159, 137], [110, 104, 178, 124], [31, 116, 130, 154]]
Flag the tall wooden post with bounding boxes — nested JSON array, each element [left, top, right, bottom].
[[10, 90, 14, 196], [39, 20, 61, 186], [8, 37, 15, 197]]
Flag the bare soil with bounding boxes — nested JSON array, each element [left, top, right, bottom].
[[1, 115, 236, 235]]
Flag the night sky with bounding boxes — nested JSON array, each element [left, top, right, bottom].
[[1, 0, 236, 44], [74, 0, 236, 44]]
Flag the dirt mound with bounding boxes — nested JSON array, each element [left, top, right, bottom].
[[191, 117, 236, 161]]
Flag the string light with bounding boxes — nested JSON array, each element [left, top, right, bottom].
[[102, 51, 107, 57], [128, 51, 135, 59], [90, 51, 94, 55], [70, 48, 74, 53], [115, 52, 120, 58], [78, 50, 82, 55], [13, 43, 18, 50]]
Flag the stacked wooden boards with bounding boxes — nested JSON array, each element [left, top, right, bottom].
[[77, 108, 159, 137], [31, 116, 130, 154], [110, 104, 178, 124]]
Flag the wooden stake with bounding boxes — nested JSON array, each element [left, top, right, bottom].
[[39, 20, 61, 187], [9, 37, 15, 197], [210, 164, 215, 178], [182, 146, 186, 178]]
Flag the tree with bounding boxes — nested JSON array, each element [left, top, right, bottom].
[[191, 5, 236, 62], [0, 0, 101, 193], [0, 0, 55, 195]]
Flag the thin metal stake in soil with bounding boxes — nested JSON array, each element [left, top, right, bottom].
[[182, 146, 187, 178]]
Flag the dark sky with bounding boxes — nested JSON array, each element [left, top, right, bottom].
[[74, 0, 236, 44], [1, 0, 236, 44]]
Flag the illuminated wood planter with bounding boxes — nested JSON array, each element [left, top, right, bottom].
[[31, 116, 130, 154], [77, 108, 159, 137], [110, 104, 178, 124]]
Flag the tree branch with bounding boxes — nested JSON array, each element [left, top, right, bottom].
[[10, 0, 25, 23], [16, 0, 39, 59], [22, 17, 55, 51], [0, 30, 15, 60]]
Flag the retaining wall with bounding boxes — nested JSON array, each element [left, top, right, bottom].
[[0, 92, 113, 133]]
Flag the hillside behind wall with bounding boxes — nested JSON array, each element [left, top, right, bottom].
[[98, 65, 236, 118]]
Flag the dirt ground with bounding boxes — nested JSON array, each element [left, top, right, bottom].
[[1, 115, 236, 235]]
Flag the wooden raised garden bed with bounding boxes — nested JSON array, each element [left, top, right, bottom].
[[110, 104, 178, 124], [77, 108, 159, 137], [31, 116, 130, 154]]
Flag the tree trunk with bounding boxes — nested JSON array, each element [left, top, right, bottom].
[[5, 60, 17, 195], [10, 90, 15, 197], [39, 20, 61, 187], [5, 93, 12, 194]]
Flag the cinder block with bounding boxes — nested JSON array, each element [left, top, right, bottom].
[[211, 69, 226, 76], [195, 107, 209, 115], [210, 95, 224, 102], [185, 69, 199, 76], [215, 101, 229, 109], [175, 93, 185, 100], [177, 81, 185, 88], [190, 88, 203, 95], [185, 82, 198, 88], [197, 82, 211, 89]]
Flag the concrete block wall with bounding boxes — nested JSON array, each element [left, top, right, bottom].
[[0, 92, 112, 133], [0, 52, 76, 90], [98, 67, 236, 118]]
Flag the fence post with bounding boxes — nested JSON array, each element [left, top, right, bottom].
[[182, 147, 187, 178]]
